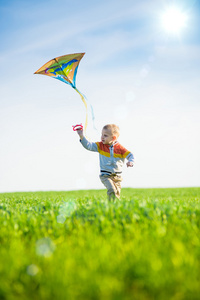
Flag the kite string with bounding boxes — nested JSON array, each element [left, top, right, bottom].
[[74, 87, 88, 132]]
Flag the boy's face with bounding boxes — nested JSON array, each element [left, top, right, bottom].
[[101, 129, 116, 145]]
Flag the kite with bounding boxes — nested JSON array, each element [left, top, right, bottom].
[[34, 52, 93, 131]]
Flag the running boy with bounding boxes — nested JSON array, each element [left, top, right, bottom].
[[76, 124, 134, 201]]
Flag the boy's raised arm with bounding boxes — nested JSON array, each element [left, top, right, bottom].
[[76, 128, 98, 152], [77, 128, 84, 140]]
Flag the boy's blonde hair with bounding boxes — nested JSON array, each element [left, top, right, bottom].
[[103, 124, 120, 139]]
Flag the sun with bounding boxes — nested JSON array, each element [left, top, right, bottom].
[[161, 7, 188, 35]]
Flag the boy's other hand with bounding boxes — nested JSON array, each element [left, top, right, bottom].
[[126, 161, 134, 167]]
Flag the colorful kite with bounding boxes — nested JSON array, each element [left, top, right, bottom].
[[34, 52, 92, 131]]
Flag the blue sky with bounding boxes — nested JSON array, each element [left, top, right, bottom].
[[0, 0, 200, 192]]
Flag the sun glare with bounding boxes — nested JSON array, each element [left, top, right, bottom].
[[161, 7, 188, 35]]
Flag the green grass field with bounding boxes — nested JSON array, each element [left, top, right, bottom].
[[0, 188, 200, 300]]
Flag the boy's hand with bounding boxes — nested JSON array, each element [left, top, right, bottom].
[[77, 128, 84, 140], [126, 161, 134, 167]]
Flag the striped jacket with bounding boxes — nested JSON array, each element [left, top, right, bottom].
[[80, 137, 134, 175]]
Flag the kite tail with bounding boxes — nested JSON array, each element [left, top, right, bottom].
[[74, 87, 96, 132]]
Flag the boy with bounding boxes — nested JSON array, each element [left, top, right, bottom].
[[76, 124, 134, 201]]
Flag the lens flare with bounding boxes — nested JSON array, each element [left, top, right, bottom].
[[161, 7, 188, 34]]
